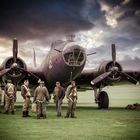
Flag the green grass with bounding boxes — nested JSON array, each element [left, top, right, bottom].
[[0, 84, 140, 140]]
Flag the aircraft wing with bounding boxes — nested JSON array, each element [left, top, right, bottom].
[[75, 44, 140, 89]]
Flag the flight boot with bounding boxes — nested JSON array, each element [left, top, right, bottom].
[[11, 111, 15, 115], [26, 111, 31, 117], [37, 114, 40, 119], [65, 112, 70, 118], [71, 112, 77, 118], [22, 111, 26, 117]]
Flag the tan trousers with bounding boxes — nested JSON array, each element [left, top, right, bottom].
[[66, 97, 77, 117], [5, 96, 15, 112], [36, 101, 46, 117], [22, 97, 31, 111], [56, 99, 63, 116], [0, 95, 1, 111]]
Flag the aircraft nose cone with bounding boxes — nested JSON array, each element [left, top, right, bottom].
[[62, 44, 86, 66]]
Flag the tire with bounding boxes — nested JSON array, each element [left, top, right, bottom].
[[98, 91, 109, 109]]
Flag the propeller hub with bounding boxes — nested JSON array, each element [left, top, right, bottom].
[[105, 61, 122, 81], [11, 63, 18, 68], [110, 66, 119, 71]]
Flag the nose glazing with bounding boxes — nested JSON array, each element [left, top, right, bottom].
[[63, 45, 86, 66]]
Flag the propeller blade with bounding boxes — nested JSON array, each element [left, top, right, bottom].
[[13, 39, 18, 63], [112, 44, 116, 66], [17, 67, 40, 80], [91, 71, 112, 86], [118, 71, 138, 85], [0, 68, 11, 77], [33, 48, 37, 67]]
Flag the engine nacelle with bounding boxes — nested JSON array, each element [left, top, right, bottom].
[[98, 61, 123, 81], [2, 57, 27, 79]]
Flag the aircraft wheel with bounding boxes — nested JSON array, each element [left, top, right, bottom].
[[98, 91, 109, 109]]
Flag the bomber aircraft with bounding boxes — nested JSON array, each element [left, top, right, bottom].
[[0, 38, 139, 109]]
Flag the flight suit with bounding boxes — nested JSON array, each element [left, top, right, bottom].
[[65, 85, 78, 118], [21, 84, 31, 117], [53, 86, 65, 116], [4, 83, 16, 114], [0, 87, 2, 113], [33, 85, 50, 119]]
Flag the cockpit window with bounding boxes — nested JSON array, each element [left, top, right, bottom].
[[63, 47, 85, 66]]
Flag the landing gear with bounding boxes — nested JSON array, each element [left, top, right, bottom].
[[98, 91, 109, 109], [93, 85, 109, 109]]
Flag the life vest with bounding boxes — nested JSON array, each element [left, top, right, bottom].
[[7, 83, 14, 95], [69, 87, 77, 97], [23, 85, 31, 97]]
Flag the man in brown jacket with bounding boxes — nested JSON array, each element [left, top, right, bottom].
[[33, 81, 50, 119], [53, 81, 65, 117], [65, 81, 78, 118], [4, 80, 16, 114], [0, 86, 2, 113], [21, 79, 31, 117]]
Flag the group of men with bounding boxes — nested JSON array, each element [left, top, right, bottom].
[[0, 79, 78, 119]]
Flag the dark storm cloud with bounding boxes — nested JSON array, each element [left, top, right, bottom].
[[0, 0, 93, 40], [92, 0, 140, 51], [0, 0, 140, 70]]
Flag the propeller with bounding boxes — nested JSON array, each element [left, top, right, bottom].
[[0, 39, 40, 81], [118, 71, 138, 85], [112, 44, 116, 66], [16, 67, 40, 80], [90, 71, 112, 85], [91, 44, 138, 86], [33, 48, 37, 67], [0, 68, 11, 77], [13, 39, 18, 63]]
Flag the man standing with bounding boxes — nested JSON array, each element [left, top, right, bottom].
[[65, 81, 78, 118], [53, 81, 65, 117], [21, 79, 31, 117], [4, 80, 16, 114], [0, 86, 2, 113], [33, 81, 50, 119]]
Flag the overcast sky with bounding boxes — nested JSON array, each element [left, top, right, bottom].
[[0, 0, 140, 70]]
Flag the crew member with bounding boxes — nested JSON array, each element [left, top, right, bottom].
[[4, 80, 16, 114], [53, 81, 65, 117], [65, 81, 78, 118], [33, 81, 50, 119], [0, 86, 2, 113], [21, 79, 31, 117]]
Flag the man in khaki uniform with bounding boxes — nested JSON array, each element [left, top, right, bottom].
[[0, 86, 2, 113], [4, 80, 16, 114], [21, 79, 31, 117], [65, 81, 78, 118], [53, 81, 65, 117], [33, 81, 50, 119]]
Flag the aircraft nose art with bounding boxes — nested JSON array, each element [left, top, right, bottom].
[[62, 44, 86, 67]]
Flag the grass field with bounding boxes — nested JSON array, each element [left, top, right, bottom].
[[0, 84, 140, 140]]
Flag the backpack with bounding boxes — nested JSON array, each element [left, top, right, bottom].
[[7, 83, 14, 95]]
